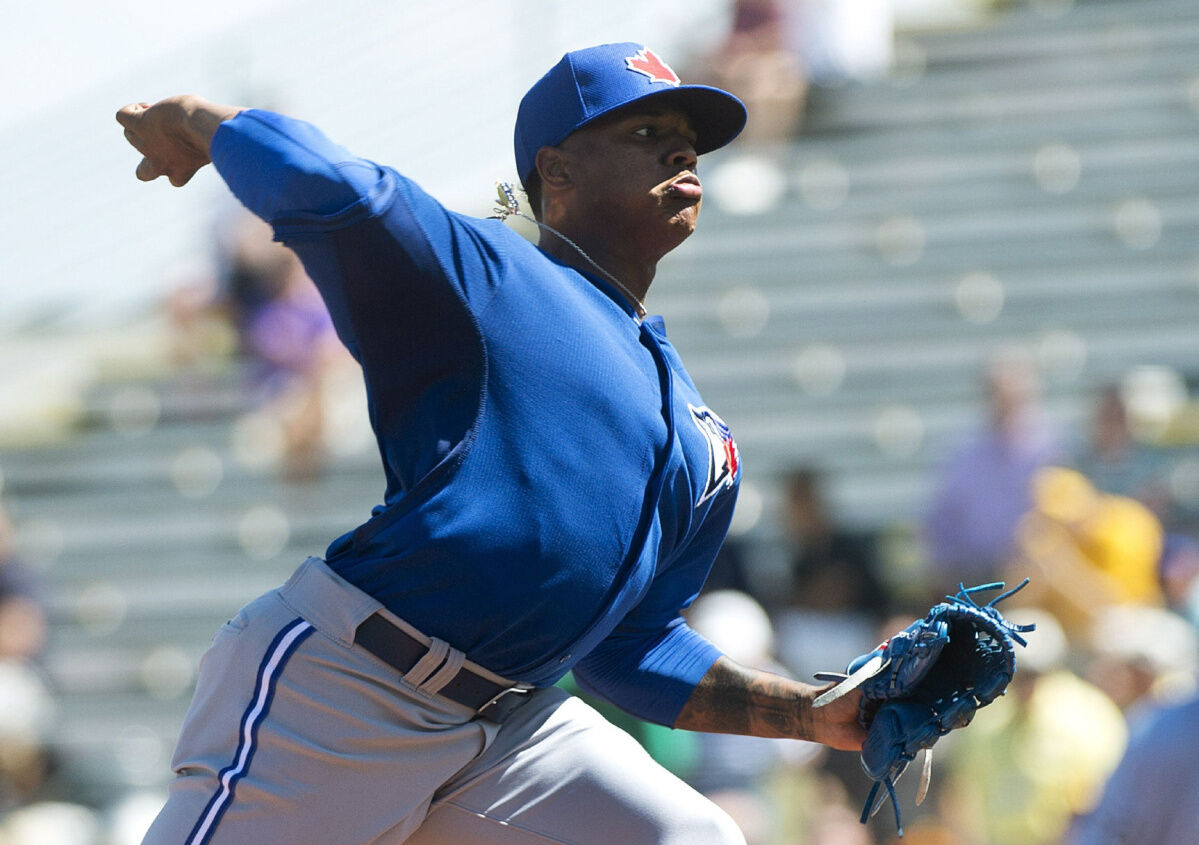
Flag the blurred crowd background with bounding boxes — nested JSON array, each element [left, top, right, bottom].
[[2, 0, 1199, 842]]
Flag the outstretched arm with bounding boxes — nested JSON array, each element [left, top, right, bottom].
[[116, 95, 244, 186], [674, 655, 866, 752]]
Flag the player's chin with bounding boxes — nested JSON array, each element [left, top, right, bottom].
[[665, 200, 700, 232], [656, 215, 697, 251]]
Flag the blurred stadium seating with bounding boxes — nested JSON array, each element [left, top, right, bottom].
[[662, 0, 1199, 534]]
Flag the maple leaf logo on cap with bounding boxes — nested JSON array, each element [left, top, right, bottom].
[[625, 48, 680, 86]]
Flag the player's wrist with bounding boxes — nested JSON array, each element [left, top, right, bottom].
[[805, 683, 867, 750], [174, 96, 244, 155]]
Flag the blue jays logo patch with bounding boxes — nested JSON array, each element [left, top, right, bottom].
[[689, 404, 740, 505], [625, 48, 681, 87]]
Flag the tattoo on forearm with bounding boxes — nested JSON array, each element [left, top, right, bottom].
[[674, 656, 814, 740]]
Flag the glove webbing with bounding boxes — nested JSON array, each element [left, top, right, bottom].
[[944, 579, 1033, 647]]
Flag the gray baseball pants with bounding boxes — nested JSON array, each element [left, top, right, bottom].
[[140, 557, 745, 844]]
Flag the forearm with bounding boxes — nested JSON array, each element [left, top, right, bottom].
[[673, 655, 865, 751], [166, 96, 245, 153], [674, 655, 813, 737]]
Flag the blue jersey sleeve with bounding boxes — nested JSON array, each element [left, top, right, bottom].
[[210, 110, 508, 350], [570, 489, 736, 726], [572, 616, 721, 728], [209, 110, 396, 355], [210, 110, 511, 500], [210, 109, 388, 223]]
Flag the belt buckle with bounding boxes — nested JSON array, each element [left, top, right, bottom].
[[476, 684, 534, 723]]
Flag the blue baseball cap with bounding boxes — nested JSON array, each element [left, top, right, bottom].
[[514, 42, 747, 184]]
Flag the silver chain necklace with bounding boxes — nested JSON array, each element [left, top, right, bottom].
[[492, 182, 647, 320]]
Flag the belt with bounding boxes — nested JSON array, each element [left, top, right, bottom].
[[354, 613, 532, 722]]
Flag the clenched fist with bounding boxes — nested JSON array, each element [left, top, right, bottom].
[[116, 95, 243, 186]]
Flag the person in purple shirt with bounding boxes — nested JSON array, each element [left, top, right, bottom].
[[1067, 688, 1199, 845], [923, 347, 1062, 588], [117, 43, 864, 845]]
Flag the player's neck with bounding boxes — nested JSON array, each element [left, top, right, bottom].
[[537, 230, 654, 316]]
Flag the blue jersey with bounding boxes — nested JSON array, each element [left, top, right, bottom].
[[210, 111, 741, 726]]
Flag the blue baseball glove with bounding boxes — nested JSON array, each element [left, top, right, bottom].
[[814, 580, 1035, 836]]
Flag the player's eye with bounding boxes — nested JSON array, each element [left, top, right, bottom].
[[633, 125, 657, 138]]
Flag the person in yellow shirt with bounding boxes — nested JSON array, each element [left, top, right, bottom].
[[1009, 466, 1163, 636], [939, 610, 1127, 845]]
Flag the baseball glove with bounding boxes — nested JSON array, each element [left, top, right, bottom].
[[813, 580, 1035, 836]]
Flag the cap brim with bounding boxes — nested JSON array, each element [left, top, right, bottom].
[[579, 85, 747, 157]]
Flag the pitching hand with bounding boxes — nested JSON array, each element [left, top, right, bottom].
[[811, 682, 867, 752], [115, 95, 240, 186]]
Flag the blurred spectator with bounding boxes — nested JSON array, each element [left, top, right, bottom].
[[171, 212, 347, 480], [0, 503, 58, 827], [225, 214, 345, 480], [1066, 687, 1199, 845], [163, 260, 237, 371], [939, 609, 1127, 845], [693, 0, 809, 142], [805, 776, 876, 845], [773, 467, 888, 686], [1084, 605, 1197, 724], [103, 790, 169, 845], [0, 800, 101, 844], [1010, 467, 1164, 638], [769, 465, 898, 845], [1160, 532, 1199, 625], [701, 534, 758, 599], [0, 506, 47, 664], [685, 590, 820, 845], [781, 467, 889, 619], [785, 0, 894, 86], [1071, 383, 1170, 515], [923, 348, 1063, 588], [0, 660, 56, 813], [691, 0, 897, 143]]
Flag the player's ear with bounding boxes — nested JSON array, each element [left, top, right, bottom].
[[536, 146, 571, 191]]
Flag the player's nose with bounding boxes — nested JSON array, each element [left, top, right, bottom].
[[666, 139, 698, 173]]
